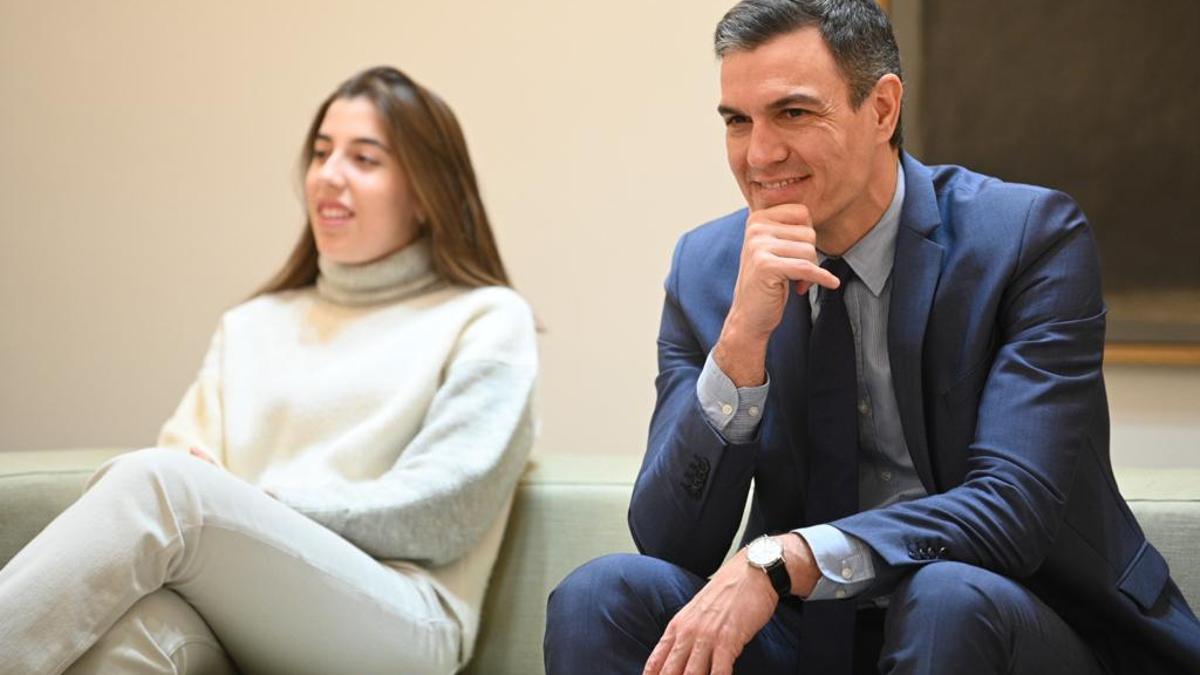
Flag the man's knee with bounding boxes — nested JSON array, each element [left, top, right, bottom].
[[553, 553, 708, 632], [892, 561, 1022, 625], [546, 554, 700, 672], [884, 562, 1101, 674], [548, 553, 676, 627], [886, 560, 1038, 661]]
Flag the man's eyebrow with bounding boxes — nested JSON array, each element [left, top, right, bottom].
[[717, 93, 824, 118], [767, 92, 822, 110]]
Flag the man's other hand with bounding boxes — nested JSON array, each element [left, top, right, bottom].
[[642, 548, 778, 675]]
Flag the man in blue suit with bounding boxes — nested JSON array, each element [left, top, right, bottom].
[[545, 1, 1200, 673]]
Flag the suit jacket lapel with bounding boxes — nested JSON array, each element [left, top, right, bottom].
[[889, 154, 945, 493]]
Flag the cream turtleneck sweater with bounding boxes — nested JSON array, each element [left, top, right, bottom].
[[156, 238, 537, 665]]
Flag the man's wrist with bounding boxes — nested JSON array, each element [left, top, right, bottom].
[[777, 532, 821, 598], [735, 546, 783, 607], [714, 320, 769, 387]]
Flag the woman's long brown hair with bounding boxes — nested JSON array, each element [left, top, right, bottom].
[[255, 66, 511, 296]]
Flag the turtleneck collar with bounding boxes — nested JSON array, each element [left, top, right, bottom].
[[316, 237, 443, 306]]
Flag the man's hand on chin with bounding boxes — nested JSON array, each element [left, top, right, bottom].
[[642, 549, 777, 675]]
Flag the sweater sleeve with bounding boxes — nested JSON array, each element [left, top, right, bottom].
[[270, 291, 538, 566], [156, 320, 226, 462]]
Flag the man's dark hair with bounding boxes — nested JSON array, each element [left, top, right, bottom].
[[715, 0, 903, 148]]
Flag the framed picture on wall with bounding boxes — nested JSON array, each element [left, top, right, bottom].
[[906, 0, 1200, 365]]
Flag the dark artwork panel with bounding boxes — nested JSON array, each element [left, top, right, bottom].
[[918, 0, 1200, 343]]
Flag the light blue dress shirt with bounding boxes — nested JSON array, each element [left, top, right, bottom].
[[697, 162, 925, 601]]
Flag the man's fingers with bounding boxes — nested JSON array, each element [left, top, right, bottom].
[[681, 644, 712, 675], [644, 632, 674, 674], [751, 202, 812, 228], [659, 638, 695, 675], [745, 220, 816, 245], [744, 238, 839, 291], [803, 263, 840, 289], [765, 240, 818, 263], [709, 644, 738, 675], [763, 257, 840, 290]]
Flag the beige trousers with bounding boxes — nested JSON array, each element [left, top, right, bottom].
[[0, 448, 460, 675], [67, 589, 236, 674]]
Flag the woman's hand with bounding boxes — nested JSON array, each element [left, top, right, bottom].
[[188, 446, 222, 469], [188, 446, 276, 500], [188, 446, 282, 500]]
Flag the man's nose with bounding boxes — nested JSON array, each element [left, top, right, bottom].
[[746, 123, 788, 168]]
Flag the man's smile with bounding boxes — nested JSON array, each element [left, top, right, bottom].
[[753, 176, 808, 190]]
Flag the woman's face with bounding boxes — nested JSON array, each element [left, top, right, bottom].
[[305, 96, 423, 265]]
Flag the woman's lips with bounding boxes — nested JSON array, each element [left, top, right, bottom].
[[314, 202, 354, 227]]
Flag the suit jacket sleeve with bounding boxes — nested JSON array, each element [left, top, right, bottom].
[[628, 232, 760, 578], [835, 189, 1108, 592]]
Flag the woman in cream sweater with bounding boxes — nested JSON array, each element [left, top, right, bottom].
[[0, 66, 536, 675]]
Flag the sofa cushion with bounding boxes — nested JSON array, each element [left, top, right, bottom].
[[466, 454, 640, 673]]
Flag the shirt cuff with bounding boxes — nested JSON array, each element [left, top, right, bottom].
[[794, 525, 876, 601], [696, 351, 769, 444]]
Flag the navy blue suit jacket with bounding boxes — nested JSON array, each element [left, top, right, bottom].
[[629, 153, 1200, 672]]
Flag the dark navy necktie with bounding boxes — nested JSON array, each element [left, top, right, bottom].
[[799, 257, 859, 675]]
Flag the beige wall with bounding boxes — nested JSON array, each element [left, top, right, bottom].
[[2, 1, 1197, 466]]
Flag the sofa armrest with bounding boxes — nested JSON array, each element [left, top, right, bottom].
[[0, 449, 127, 569], [1116, 467, 1200, 613]]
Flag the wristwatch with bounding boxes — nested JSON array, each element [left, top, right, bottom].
[[746, 535, 792, 598]]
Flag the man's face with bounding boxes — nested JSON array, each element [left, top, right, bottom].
[[720, 27, 883, 233]]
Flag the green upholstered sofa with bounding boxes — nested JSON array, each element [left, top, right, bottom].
[[2, 449, 1198, 673]]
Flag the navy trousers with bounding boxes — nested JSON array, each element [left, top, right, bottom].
[[544, 554, 1108, 674]]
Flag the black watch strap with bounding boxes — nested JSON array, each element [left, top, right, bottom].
[[766, 560, 791, 597]]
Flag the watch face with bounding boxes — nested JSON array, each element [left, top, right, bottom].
[[747, 537, 783, 566]]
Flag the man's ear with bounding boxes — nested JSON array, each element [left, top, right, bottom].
[[870, 74, 903, 144]]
